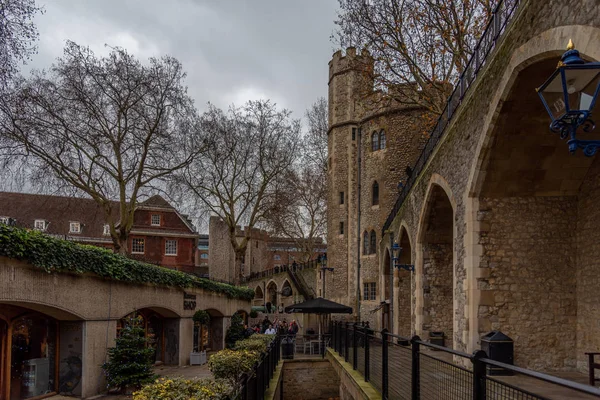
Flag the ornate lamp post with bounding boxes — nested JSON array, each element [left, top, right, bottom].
[[392, 241, 414, 272], [537, 40, 600, 156], [319, 253, 333, 298]]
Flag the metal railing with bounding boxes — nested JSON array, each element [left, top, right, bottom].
[[382, 0, 521, 234], [239, 335, 281, 400], [242, 260, 319, 283], [330, 322, 600, 400]]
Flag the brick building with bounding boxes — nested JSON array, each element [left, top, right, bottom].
[[0, 192, 200, 273]]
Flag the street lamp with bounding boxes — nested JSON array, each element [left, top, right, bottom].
[[537, 40, 600, 156], [319, 253, 333, 298], [392, 241, 414, 272]]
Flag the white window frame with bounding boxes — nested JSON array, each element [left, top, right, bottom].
[[0, 216, 8, 225], [151, 214, 161, 226], [165, 239, 177, 256], [103, 224, 111, 236], [131, 238, 145, 254], [34, 219, 47, 231], [69, 221, 81, 234]]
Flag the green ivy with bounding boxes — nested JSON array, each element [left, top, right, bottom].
[[0, 226, 254, 301]]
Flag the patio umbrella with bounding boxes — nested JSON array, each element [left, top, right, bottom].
[[285, 297, 352, 356]]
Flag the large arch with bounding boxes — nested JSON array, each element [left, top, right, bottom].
[[266, 280, 278, 312], [416, 177, 455, 348], [463, 25, 600, 372], [205, 308, 225, 351]]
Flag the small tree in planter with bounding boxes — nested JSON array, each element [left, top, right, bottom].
[[102, 316, 156, 393], [225, 313, 245, 349], [193, 310, 211, 352]]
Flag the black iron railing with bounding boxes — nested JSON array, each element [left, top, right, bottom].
[[330, 322, 600, 400], [382, 0, 521, 235], [239, 336, 281, 400], [242, 260, 319, 283]]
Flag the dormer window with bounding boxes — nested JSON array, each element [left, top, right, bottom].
[[34, 219, 47, 231], [151, 214, 161, 226], [0, 216, 9, 225], [69, 222, 81, 234], [103, 224, 111, 236]]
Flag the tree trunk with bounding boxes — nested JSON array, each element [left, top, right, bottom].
[[234, 250, 245, 285], [118, 230, 129, 255]]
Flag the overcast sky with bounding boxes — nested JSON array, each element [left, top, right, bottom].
[[26, 0, 339, 123]]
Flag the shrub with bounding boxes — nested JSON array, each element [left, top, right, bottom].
[[0, 226, 254, 300], [249, 310, 258, 318], [208, 349, 259, 397], [234, 338, 268, 353], [225, 313, 245, 348], [102, 316, 156, 391], [133, 377, 228, 400]]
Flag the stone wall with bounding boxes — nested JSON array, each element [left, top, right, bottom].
[[282, 359, 340, 400], [208, 216, 235, 282], [478, 196, 577, 370]]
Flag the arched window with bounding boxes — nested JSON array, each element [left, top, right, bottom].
[[379, 130, 386, 149], [363, 231, 369, 255], [372, 181, 379, 206], [371, 131, 379, 151], [370, 230, 377, 255]]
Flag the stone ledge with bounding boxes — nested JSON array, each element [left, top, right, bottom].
[[265, 359, 284, 400], [325, 348, 382, 400]]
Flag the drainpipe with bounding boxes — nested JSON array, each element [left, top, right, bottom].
[[356, 126, 362, 322], [389, 232, 394, 333]]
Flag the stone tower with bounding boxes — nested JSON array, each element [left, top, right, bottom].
[[326, 48, 427, 328]]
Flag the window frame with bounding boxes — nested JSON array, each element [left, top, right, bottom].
[[131, 238, 145, 254], [151, 214, 161, 226], [371, 131, 379, 151], [34, 219, 47, 231], [165, 239, 177, 256], [370, 230, 377, 255], [363, 231, 369, 255], [69, 221, 81, 234], [339, 191, 345, 205], [339, 221, 344, 235], [363, 282, 377, 301], [372, 181, 379, 206], [379, 129, 386, 149]]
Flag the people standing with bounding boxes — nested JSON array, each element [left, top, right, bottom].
[[265, 324, 277, 335], [266, 301, 272, 314]]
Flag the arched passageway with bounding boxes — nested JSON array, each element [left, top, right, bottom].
[[473, 55, 599, 371], [266, 281, 278, 312], [205, 309, 225, 351], [420, 184, 454, 347], [396, 227, 412, 337]]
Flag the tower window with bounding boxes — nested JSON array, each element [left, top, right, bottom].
[[370, 230, 377, 255], [379, 130, 386, 149], [339, 221, 344, 235], [363, 282, 376, 300], [363, 231, 369, 255], [372, 181, 379, 206], [352, 127, 356, 141], [371, 131, 379, 151], [339, 191, 344, 205]]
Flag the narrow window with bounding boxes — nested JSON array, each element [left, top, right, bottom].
[[372, 181, 379, 206], [34, 219, 47, 231], [339, 221, 344, 235], [0, 216, 9, 225], [379, 130, 386, 149], [103, 224, 110, 235], [69, 222, 81, 233], [352, 127, 356, 141], [363, 231, 369, 255], [339, 191, 344, 205], [151, 214, 161, 226], [165, 239, 177, 256], [372, 131, 379, 151], [132, 238, 145, 254], [370, 282, 377, 300], [363, 283, 369, 300], [370, 230, 377, 255]]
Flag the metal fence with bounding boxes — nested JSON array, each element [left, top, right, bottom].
[[382, 0, 521, 235], [330, 322, 600, 400], [239, 335, 281, 400], [242, 259, 319, 283]]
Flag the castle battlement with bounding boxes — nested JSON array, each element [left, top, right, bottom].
[[328, 47, 373, 81]]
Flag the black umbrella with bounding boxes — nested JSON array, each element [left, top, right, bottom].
[[285, 297, 352, 356]]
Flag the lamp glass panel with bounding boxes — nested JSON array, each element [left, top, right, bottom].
[[564, 68, 600, 112], [540, 70, 566, 120]]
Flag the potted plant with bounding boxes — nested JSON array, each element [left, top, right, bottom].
[[191, 310, 211, 365]]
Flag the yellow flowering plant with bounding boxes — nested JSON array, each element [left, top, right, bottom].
[[133, 377, 228, 400]]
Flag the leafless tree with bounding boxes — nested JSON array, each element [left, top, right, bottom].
[[334, 0, 494, 116], [0, 0, 43, 90], [267, 98, 328, 261], [0, 41, 204, 253], [172, 100, 301, 282]]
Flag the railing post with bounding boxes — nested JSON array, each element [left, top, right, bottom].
[[472, 350, 487, 400], [353, 323, 358, 370], [345, 322, 350, 362], [411, 335, 421, 400], [382, 329, 389, 400], [364, 327, 370, 382], [242, 373, 248, 400]]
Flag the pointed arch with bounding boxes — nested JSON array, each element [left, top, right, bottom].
[[371, 131, 379, 151], [254, 285, 264, 299], [379, 129, 386, 149], [363, 230, 369, 255], [369, 230, 377, 255]]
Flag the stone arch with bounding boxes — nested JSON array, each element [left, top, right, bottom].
[[461, 26, 600, 371], [0, 300, 85, 321], [254, 285, 264, 299], [369, 230, 377, 255], [119, 305, 181, 319], [416, 175, 455, 348], [363, 230, 369, 255], [281, 279, 293, 298], [205, 308, 225, 351], [396, 224, 413, 337], [266, 280, 278, 311]]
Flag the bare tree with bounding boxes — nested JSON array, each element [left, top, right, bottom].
[[334, 0, 494, 115], [267, 98, 328, 261], [0, 0, 43, 90], [0, 41, 204, 253], [172, 100, 301, 283]]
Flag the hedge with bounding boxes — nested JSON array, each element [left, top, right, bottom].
[[0, 226, 254, 301]]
